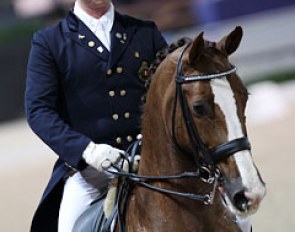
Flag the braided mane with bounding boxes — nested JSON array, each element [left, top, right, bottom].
[[145, 37, 192, 90]]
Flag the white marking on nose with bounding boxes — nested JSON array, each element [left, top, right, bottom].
[[210, 78, 265, 196]]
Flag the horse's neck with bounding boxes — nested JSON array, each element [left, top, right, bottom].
[[139, 131, 176, 175]]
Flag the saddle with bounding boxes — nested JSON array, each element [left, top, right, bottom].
[[73, 197, 112, 232]]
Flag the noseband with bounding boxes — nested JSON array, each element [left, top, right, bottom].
[[173, 42, 251, 168]]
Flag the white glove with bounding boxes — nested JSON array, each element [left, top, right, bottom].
[[82, 142, 124, 172]]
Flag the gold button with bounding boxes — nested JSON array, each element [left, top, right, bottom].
[[88, 41, 95, 47], [109, 91, 115, 97], [120, 90, 127, 96], [112, 114, 119, 120], [116, 67, 123, 74], [134, 51, 140, 58], [116, 137, 122, 144], [124, 112, 130, 119], [107, 69, 112, 75], [126, 136, 133, 142]]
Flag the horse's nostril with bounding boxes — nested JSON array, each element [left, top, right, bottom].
[[233, 191, 249, 212]]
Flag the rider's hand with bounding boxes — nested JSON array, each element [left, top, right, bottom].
[[82, 142, 124, 172]]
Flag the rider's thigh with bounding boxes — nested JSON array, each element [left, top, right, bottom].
[[58, 167, 112, 232]]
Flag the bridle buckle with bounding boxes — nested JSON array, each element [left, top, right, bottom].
[[199, 166, 215, 184]]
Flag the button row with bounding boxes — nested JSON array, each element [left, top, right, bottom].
[[115, 136, 133, 144], [108, 90, 127, 97], [112, 113, 131, 120], [107, 67, 124, 76]]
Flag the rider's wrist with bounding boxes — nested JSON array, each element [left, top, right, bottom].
[[82, 141, 96, 159]]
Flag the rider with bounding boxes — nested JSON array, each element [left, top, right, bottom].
[[25, 0, 167, 231]]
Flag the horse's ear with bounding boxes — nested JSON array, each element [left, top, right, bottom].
[[189, 32, 205, 65], [218, 26, 243, 56]]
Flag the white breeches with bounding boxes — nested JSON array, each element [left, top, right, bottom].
[[58, 166, 112, 232]]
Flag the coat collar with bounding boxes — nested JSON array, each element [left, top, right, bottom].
[[66, 11, 137, 66], [66, 11, 109, 61]]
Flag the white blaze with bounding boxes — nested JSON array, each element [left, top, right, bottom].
[[210, 78, 264, 195]]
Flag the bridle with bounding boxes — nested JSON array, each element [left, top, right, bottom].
[[106, 43, 252, 232], [173, 42, 251, 169]]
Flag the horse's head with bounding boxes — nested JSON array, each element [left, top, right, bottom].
[[170, 26, 266, 217]]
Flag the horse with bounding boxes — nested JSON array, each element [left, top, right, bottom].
[[74, 26, 266, 232]]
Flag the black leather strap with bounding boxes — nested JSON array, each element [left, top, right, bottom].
[[209, 137, 251, 163], [174, 43, 250, 167]]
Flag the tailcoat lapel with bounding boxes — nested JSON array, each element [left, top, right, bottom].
[[66, 11, 109, 61], [108, 12, 137, 68]]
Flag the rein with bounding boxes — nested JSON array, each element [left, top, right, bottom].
[[106, 140, 220, 232], [108, 157, 219, 204]]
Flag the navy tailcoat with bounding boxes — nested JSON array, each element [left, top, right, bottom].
[[25, 10, 167, 231]]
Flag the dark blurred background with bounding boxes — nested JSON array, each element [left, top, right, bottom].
[[1, 0, 295, 123]]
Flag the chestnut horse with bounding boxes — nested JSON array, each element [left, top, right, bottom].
[[74, 26, 266, 232]]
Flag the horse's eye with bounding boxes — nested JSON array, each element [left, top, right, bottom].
[[192, 101, 208, 117]]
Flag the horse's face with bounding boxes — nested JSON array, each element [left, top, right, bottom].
[[177, 27, 266, 217]]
